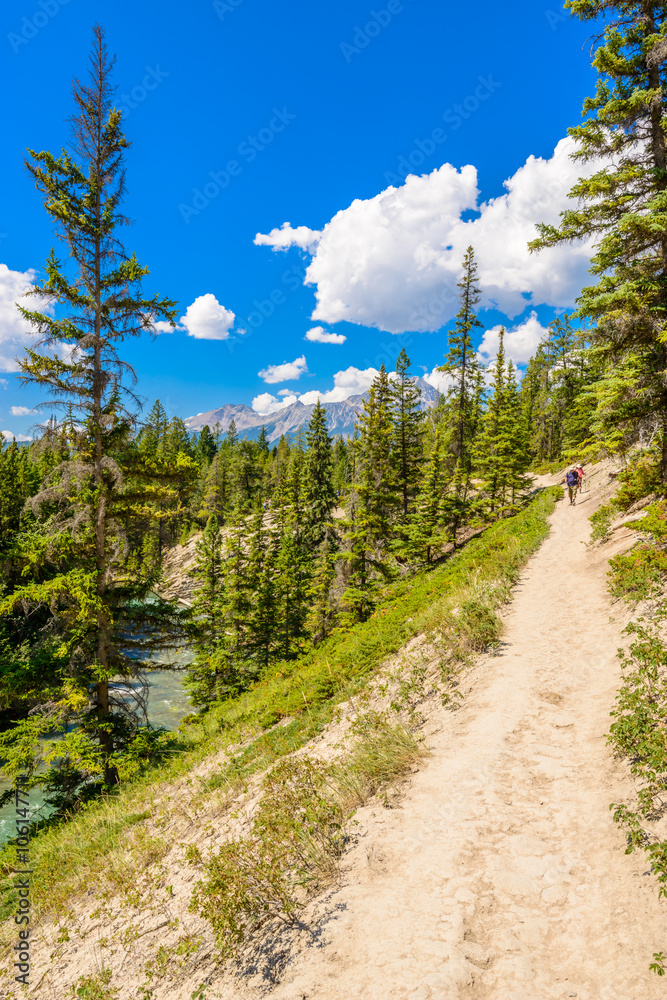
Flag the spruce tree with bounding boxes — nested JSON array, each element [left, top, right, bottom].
[[305, 545, 338, 644], [257, 425, 269, 455], [391, 349, 425, 520], [5, 27, 178, 787], [438, 246, 484, 469], [355, 365, 397, 547], [530, 0, 667, 477], [244, 503, 277, 673], [402, 430, 449, 567], [341, 366, 396, 622], [217, 509, 252, 686], [303, 399, 337, 546], [273, 524, 311, 660], [202, 453, 230, 520], [226, 418, 238, 448], [186, 515, 226, 706], [504, 361, 532, 503], [475, 330, 530, 514], [0, 442, 28, 554], [139, 399, 168, 456], [196, 424, 217, 466]]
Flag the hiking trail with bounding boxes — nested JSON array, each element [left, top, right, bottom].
[[241, 470, 665, 1000]]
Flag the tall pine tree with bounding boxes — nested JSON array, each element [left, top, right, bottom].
[[391, 349, 425, 520], [438, 246, 484, 470], [6, 27, 178, 786], [530, 0, 667, 477]]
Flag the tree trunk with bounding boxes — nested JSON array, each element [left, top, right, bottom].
[[91, 42, 118, 786]]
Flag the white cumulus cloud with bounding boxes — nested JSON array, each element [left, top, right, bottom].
[[252, 365, 381, 415], [477, 311, 550, 367], [150, 318, 176, 335], [298, 365, 379, 403], [258, 354, 308, 384], [0, 263, 43, 372], [254, 222, 321, 253], [304, 326, 347, 345], [2, 430, 32, 442], [423, 368, 456, 394], [251, 392, 298, 414], [10, 406, 41, 417], [254, 137, 603, 334], [179, 293, 235, 340]]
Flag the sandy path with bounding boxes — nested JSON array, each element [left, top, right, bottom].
[[258, 482, 666, 1000]]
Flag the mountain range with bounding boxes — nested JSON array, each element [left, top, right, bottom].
[[184, 377, 441, 443]]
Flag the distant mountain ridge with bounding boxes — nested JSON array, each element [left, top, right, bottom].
[[184, 377, 440, 443]]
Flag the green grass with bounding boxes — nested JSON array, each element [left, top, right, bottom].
[[0, 489, 556, 929]]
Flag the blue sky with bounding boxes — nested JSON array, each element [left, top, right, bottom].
[[0, 0, 598, 436]]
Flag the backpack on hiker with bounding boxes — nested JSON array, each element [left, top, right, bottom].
[[566, 471, 578, 487]]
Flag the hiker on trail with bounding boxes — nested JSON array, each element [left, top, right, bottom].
[[576, 464, 585, 493], [566, 466, 579, 505]]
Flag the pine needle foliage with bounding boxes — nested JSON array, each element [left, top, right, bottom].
[[530, 0, 667, 477], [1, 26, 180, 790]]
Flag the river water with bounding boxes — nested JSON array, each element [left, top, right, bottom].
[[0, 665, 192, 844]]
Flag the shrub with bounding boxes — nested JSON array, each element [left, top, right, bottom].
[[190, 755, 345, 959], [457, 598, 502, 654], [589, 501, 616, 544], [615, 454, 661, 511], [190, 716, 426, 959], [344, 712, 425, 796], [609, 612, 667, 962], [608, 546, 667, 603], [641, 501, 667, 544], [68, 968, 119, 999]]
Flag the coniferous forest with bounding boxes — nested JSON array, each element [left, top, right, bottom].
[[4, 5, 667, 987], [2, 1, 667, 821]]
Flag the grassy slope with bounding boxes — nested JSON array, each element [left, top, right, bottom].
[[0, 489, 557, 927]]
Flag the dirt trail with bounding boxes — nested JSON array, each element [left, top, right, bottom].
[[255, 477, 665, 1000]]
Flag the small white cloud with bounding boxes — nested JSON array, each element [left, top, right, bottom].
[[151, 319, 176, 335], [10, 406, 41, 416], [252, 365, 381, 413], [179, 294, 235, 340], [2, 430, 32, 442], [477, 311, 549, 367], [297, 366, 379, 405], [0, 379, 8, 389], [254, 222, 321, 253], [252, 392, 298, 415], [258, 354, 308, 384], [304, 326, 347, 345], [277, 388, 293, 396], [423, 368, 456, 394]]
